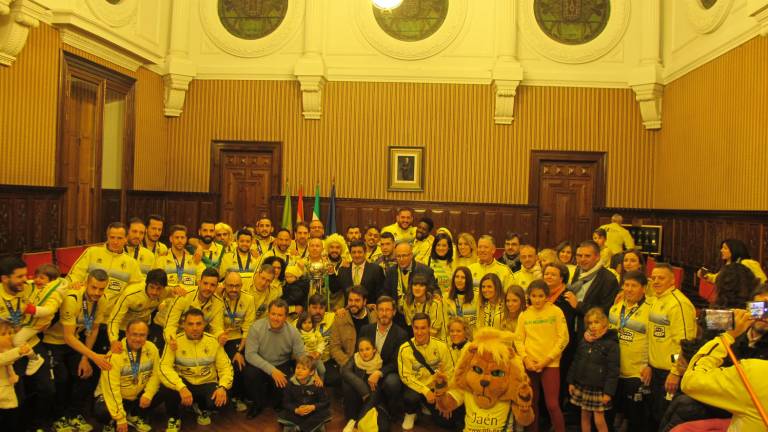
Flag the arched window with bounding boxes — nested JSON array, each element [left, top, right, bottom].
[[373, 0, 449, 42], [533, 0, 611, 45], [218, 0, 289, 40]]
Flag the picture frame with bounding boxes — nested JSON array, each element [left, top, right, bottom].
[[388, 146, 424, 192]]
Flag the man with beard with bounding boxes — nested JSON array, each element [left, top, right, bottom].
[[153, 225, 206, 291], [325, 234, 350, 310], [107, 269, 175, 354], [0, 256, 56, 431], [215, 222, 236, 254], [219, 271, 255, 412], [124, 217, 156, 275], [358, 296, 409, 417], [364, 225, 382, 263], [306, 294, 337, 384], [43, 269, 113, 432], [497, 232, 522, 273], [260, 228, 294, 267], [159, 308, 232, 431], [194, 220, 224, 270], [290, 222, 310, 260], [374, 232, 397, 273], [163, 268, 225, 345], [143, 214, 168, 258], [330, 286, 377, 371], [412, 217, 434, 265], [381, 207, 416, 244], [243, 299, 305, 418], [94, 320, 162, 432], [469, 235, 515, 290], [512, 245, 542, 291], [254, 217, 275, 254], [332, 240, 385, 305], [345, 225, 362, 245], [219, 229, 261, 293]]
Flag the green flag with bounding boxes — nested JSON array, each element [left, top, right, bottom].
[[312, 183, 321, 221], [282, 181, 292, 229]]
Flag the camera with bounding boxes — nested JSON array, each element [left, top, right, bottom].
[[703, 309, 734, 331], [747, 301, 767, 319]]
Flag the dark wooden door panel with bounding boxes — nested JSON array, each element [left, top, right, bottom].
[[220, 151, 272, 230]]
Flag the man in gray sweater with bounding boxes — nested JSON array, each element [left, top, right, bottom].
[[242, 299, 305, 418]]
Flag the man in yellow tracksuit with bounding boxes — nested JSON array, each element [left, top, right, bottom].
[[219, 229, 260, 292], [163, 268, 225, 344], [398, 312, 456, 430], [158, 307, 233, 431], [647, 264, 696, 430], [124, 218, 157, 275], [682, 310, 768, 432], [94, 320, 161, 432], [470, 236, 515, 291], [381, 208, 417, 244], [220, 271, 255, 411]]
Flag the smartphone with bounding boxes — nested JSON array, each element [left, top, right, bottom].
[[747, 301, 767, 319], [703, 309, 734, 331]]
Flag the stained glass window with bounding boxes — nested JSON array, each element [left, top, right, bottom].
[[373, 0, 449, 42], [534, 0, 611, 45], [105, 0, 122, 4], [218, 0, 289, 40], [700, 0, 718, 9]]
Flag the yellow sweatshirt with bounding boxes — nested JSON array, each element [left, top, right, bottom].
[[648, 288, 696, 372], [107, 283, 173, 342], [599, 222, 635, 255], [403, 299, 444, 339], [219, 251, 259, 293], [222, 292, 256, 341], [512, 265, 541, 291], [159, 333, 233, 390], [469, 260, 515, 291], [412, 236, 434, 265], [153, 251, 206, 290], [706, 259, 767, 285], [124, 245, 156, 275], [43, 287, 108, 345], [97, 340, 161, 425], [163, 289, 225, 341], [682, 333, 768, 432], [250, 285, 283, 321], [515, 303, 569, 367], [66, 244, 144, 322], [398, 337, 454, 396], [381, 223, 416, 244], [609, 300, 650, 378]]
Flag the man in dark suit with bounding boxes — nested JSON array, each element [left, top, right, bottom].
[[564, 239, 620, 334], [358, 296, 409, 417], [383, 242, 438, 328], [330, 240, 385, 304]]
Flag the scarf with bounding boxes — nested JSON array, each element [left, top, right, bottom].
[[354, 351, 383, 375], [451, 340, 468, 351], [568, 264, 601, 298], [584, 326, 608, 343], [547, 284, 566, 303]]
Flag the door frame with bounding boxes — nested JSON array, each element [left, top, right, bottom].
[[210, 141, 283, 219], [528, 150, 607, 207]]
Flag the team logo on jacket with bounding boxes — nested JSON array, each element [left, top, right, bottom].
[[653, 326, 665, 338]]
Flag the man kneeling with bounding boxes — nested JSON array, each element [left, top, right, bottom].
[[159, 308, 233, 430], [95, 319, 162, 432]]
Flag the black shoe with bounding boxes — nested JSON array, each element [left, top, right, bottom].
[[247, 405, 263, 418]]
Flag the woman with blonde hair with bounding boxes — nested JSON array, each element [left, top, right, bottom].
[[454, 232, 478, 268]]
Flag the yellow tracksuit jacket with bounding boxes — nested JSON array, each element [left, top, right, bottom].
[[398, 337, 454, 396], [648, 288, 696, 372], [159, 333, 233, 390], [98, 340, 161, 425]]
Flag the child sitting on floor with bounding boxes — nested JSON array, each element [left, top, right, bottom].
[[278, 355, 331, 432]]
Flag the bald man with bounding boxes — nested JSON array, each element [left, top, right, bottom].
[[383, 242, 438, 328]]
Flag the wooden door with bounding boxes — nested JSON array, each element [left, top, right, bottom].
[[62, 76, 103, 245], [220, 151, 272, 230], [530, 152, 606, 249]]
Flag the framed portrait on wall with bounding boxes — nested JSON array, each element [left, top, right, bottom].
[[388, 146, 424, 192]]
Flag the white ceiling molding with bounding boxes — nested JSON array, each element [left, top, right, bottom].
[[747, 0, 768, 35], [686, 0, 735, 34], [85, 0, 137, 28], [353, 0, 469, 60], [198, 0, 305, 58], [518, 0, 630, 64], [59, 26, 144, 71], [0, 0, 52, 66]]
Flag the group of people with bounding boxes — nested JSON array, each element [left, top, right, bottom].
[[0, 208, 766, 432]]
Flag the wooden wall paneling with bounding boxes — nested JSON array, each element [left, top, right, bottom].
[[0, 186, 64, 254], [340, 207, 359, 232], [358, 207, 377, 229], [101, 190, 122, 234], [447, 211, 463, 236]]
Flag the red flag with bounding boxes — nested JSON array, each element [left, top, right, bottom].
[[296, 185, 304, 223]]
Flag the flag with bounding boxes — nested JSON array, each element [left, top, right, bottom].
[[327, 180, 337, 234], [296, 185, 304, 223], [312, 183, 321, 221], [281, 181, 292, 230]]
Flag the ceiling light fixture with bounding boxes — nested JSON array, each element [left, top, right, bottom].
[[372, 0, 404, 11]]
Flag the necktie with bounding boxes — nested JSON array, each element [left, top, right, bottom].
[[354, 265, 362, 285]]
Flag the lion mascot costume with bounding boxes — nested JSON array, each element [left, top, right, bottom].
[[434, 328, 534, 431]]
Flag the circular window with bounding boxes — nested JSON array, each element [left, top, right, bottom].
[[533, 0, 611, 45], [700, 0, 718, 9], [105, 0, 122, 4], [218, 0, 289, 40], [373, 0, 449, 42]]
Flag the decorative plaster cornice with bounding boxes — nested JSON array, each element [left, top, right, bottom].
[[686, 0, 734, 34], [85, 0, 137, 28], [0, 0, 51, 66], [59, 26, 144, 71]]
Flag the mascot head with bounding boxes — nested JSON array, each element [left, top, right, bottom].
[[453, 328, 534, 425]]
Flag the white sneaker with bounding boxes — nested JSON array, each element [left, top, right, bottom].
[[26, 354, 44, 376], [401, 413, 416, 431], [342, 419, 356, 432]]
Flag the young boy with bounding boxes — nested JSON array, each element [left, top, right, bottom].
[[278, 356, 331, 432]]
